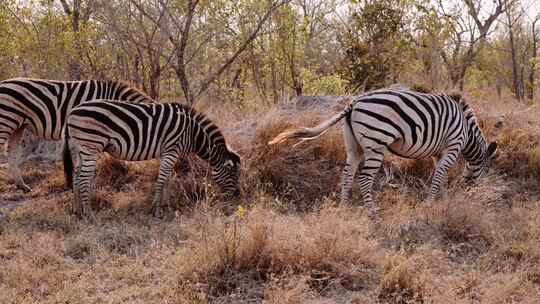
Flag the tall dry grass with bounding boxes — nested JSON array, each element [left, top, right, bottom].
[[1, 91, 540, 303]]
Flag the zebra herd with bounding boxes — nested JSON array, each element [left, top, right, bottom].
[[0, 77, 499, 222], [0, 78, 239, 220]]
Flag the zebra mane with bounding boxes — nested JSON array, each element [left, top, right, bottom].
[[450, 93, 490, 158], [449, 93, 475, 118], [173, 102, 229, 148], [107, 80, 154, 102]]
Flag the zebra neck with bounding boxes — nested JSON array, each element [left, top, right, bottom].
[[186, 112, 226, 167], [463, 125, 488, 164]]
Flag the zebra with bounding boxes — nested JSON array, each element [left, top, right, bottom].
[[63, 100, 241, 220], [0, 77, 153, 192], [269, 89, 499, 220]]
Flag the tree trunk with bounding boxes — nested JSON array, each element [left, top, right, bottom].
[[528, 19, 538, 100], [149, 68, 160, 100], [173, 0, 198, 105], [175, 60, 194, 105], [496, 77, 503, 99], [231, 67, 242, 89], [60, 0, 83, 79], [528, 56, 536, 100], [71, 0, 82, 79], [268, 15, 279, 104], [448, 67, 464, 90], [507, 10, 524, 101]]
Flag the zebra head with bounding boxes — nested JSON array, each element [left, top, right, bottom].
[[464, 141, 498, 183], [212, 149, 241, 199], [459, 97, 501, 184]]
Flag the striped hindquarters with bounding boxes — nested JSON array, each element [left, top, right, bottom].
[[350, 89, 467, 159]]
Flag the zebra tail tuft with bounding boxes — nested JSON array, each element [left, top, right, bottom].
[[268, 105, 352, 145], [63, 126, 74, 189], [268, 128, 322, 145]]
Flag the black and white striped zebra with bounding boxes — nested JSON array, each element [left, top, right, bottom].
[[63, 100, 241, 220], [270, 89, 499, 220], [0, 77, 153, 192]]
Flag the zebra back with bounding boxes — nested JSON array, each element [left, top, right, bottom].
[[0, 78, 153, 141]]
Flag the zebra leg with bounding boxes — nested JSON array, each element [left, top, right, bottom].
[[72, 156, 82, 216], [426, 150, 459, 203], [7, 127, 32, 192], [357, 148, 385, 221], [71, 150, 83, 215], [340, 123, 363, 203], [75, 152, 98, 221], [151, 151, 180, 218]]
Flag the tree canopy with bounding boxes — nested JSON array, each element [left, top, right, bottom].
[[1, 0, 539, 103]]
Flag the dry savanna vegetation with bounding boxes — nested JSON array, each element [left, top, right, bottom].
[[1, 91, 540, 303], [2, 0, 540, 302]]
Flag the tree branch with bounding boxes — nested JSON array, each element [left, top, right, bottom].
[[193, 0, 292, 101]]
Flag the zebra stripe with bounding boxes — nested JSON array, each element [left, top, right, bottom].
[[270, 89, 499, 221], [64, 100, 241, 220], [0, 77, 153, 191]]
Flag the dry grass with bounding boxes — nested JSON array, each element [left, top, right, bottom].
[[1, 91, 540, 303], [243, 108, 346, 210], [174, 206, 379, 300]]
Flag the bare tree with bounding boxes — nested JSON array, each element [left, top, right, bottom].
[[130, 0, 292, 105], [438, 0, 515, 90], [58, 0, 95, 79], [98, 0, 174, 98], [464, 0, 515, 37], [501, 2, 527, 100], [528, 13, 540, 99]]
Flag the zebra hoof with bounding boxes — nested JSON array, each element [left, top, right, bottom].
[[82, 212, 97, 223], [151, 206, 164, 219], [369, 213, 382, 225], [424, 199, 435, 208], [74, 211, 95, 223], [386, 183, 399, 189], [74, 206, 96, 223], [366, 207, 382, 224], [17, 184, 32, 193]]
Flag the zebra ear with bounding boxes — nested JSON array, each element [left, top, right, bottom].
[[487, 142, 498, 159], [489, 117, 504, 138], [224, 159, 234, 169], [228, 150, 241, 164]]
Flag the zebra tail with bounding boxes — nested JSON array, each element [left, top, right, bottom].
[[63, 126, 74, 189], [269, 105, 352, 145]]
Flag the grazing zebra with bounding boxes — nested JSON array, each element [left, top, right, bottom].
[[64, 100, 241, 220], [0, 77, 153, 192], [270, 89, 499, 220]]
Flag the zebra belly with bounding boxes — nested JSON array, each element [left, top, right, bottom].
[[102, 135, 162, 162], [388, 140, 442, 159]]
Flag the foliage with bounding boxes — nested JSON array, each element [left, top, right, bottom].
[[338, 0, 417, 91], [0, 0, 538, 101], [300, 68, 347, 95]]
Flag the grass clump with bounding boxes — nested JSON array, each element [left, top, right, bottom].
[[175, 206, 380, 302], [244, 109, 345, 209], [379, 253, 427, 304], [96, 155, 136, 190]]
